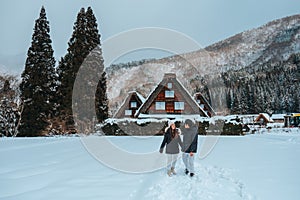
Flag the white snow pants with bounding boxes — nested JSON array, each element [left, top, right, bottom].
[[167, 154, 178, 169], [182, 153, 195, 173]]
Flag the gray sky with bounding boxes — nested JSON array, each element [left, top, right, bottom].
[[0, 0, 300, 67]]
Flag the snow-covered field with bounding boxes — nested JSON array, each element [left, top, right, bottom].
[[1, 129, 300, 200]]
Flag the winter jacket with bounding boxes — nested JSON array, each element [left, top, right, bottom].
[[160, 128, 183, 154], [182, 126, 198, 153]]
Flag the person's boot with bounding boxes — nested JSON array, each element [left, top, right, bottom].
[[171, 167, 176, 175], [185, 168, 189, 175], [167, 169, 172, 176]]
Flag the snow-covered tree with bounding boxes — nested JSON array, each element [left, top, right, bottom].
[[0, 78, 20, 137], [95, 71, 109, 122], [0, 99, 19, 137], [85, 7, 101, 52], [86, 6, 108, 122], [57, 7, 106, 132], [19, 6, 56, 136], [57, 8, 87, 120]]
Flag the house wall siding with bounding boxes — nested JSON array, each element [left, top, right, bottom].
[[114, 93, 144, 118], [146, 84, 196, 114]]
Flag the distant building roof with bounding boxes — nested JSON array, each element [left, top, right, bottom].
[[255, 113, 274, 123], [270, 114, 285, 120], [225, 114, 258, 124], [193, 92, 216, 117], [113, 91, 145, 118]]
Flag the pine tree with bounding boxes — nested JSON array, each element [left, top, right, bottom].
[[57, 7, 107, 133], [0, 79, 19, 137], [95, 72, 109, 122], [247, 80, 256, 114], [86, 6, 108, 123], [19, 6, 56, 136], [85, 7, 100, 51], [57, 8, 88, 119], [0, 99, 19, 137]]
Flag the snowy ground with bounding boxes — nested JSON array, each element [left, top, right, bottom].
[[1, 129, 300, 200]]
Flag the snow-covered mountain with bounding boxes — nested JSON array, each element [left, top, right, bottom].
[[106, 14, 300, 114]]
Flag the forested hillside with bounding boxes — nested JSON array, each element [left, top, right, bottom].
[[222, 53, 300, 114]]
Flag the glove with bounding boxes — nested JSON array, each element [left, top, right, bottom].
[[159, 148, 163, 153], [189, 152, 194, 157]]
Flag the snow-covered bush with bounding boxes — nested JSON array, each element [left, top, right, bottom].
[[0, 99, 20, 137], [97, 117, 244, 136]]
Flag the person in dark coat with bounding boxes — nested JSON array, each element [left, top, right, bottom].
[[182, 119, 198, 177], [159, 121, 183, 176]]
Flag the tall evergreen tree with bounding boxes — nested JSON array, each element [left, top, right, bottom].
[[86, 6, 108, 122], [85, 7, 100, 51], [57, 7, 107, 132], [19, 6, 56, 136], [57, 8, 88, 119], [95, 72, 109, 122]]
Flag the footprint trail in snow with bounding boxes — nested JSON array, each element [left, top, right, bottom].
[[135, 162, 256, 200]]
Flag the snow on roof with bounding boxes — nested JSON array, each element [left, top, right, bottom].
[[175, 78, 209, 117], [270, 114, 285, 120], [103, 117, 168, 125], [135, 73, 210, 118], [255, 113, 274, 123], [225, 114, 258, 124], [127, 91, 145, 103], [113, 98, 128, 118], [135, 91, 146, 103], [134, 85, 157, 118], [193, 92, 216, 115], [113, 91, 145, 118], [261, 113, 273, 122]]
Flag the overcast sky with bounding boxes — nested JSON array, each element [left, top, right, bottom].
[[0, 0, 299, 66]]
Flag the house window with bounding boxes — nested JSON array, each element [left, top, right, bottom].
[[125, 110, 132, 116], [130, 101, 137, 108], [165, 90, 174, 98], [155, 102, 165, 110], [174, 102, 184, 110], [167, 83, 172, 89]]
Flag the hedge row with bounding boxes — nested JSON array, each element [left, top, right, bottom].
[[97, 120, 245, 136]]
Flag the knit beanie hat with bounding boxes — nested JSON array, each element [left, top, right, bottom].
[[168, 120, 175, 127], [185, 119, 194, 127]]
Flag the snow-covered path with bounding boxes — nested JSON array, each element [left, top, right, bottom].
[[140, 164, 253, 200], [0, 131, 300, 200]]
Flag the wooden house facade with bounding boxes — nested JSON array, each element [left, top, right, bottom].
[[135, 73, 209, 118], [114, 91, 145, 118], [194, 92, 216, 117]]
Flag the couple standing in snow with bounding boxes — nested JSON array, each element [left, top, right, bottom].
[[159, 119, 198, 177]]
